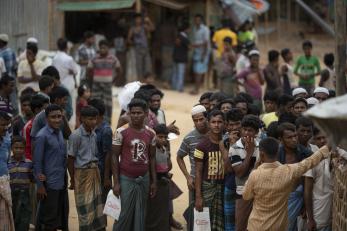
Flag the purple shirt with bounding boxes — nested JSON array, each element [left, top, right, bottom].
[[237, 67, 263, 100]]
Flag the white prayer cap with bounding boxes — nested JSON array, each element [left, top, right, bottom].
[[292, 87, 307, 97], [0, 34, 9, 42], [191, 105, 206, 116], [27, 37, 38, 44], [313, 87, 329, 96], [307, 97, 319, 106], [248, 49, 260, 57]]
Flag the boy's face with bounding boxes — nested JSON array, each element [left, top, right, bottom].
[[208, 115, 224, 135], [55, 96, 68, 108], [47, 110, 63, 130], [200, 99, 210, 111], [12, 142, 25, 158], [235, 102, 248, 116], [226, 120, 241, 133], [21, 100, 33, 117], [84, 89, 91, 99], [286, 51, 293, 61], [156, 133, 168, 147], [241, 126, 257, 140], [221, 103, 232, 114], [250, 55, 260, 68], [303, 46, 312, 56], [99, 44, 109, 56], [293, 102, 307, 117], [82, 116, 97, 131], [130, 106, 147, 126], [264, 100, 277, 113], [314, 132, 327, 148], [297, 125, 313, 145]]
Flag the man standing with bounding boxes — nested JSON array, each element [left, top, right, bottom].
[[111, 98, 157, 231], [319, 53, 335, 90], [0, 34, 16, 77], [281, 48, 296, 94], [127, 13, 155, 80], [52, 38, 79, 101], [76, 31, 96, 86], [191, 14, 210, 95], [194, 110, 225, 231], [177, 105, 208, 230], [34, 104, 69, 230], [0, 74, 15, 116], [264, 50, 282, 95], [243, 138, 331, 231], [230, 115, 261, 231]]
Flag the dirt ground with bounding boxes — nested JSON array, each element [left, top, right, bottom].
[[67, 29, 335, 230]]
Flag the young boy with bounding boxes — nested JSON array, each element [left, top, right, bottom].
[[294, 41, 321, 94], [8, 136, 33, 231], [13, 93, 33, 137], [68, 106, 106, 230], [146, 124, 171, 231], [319, 53, 335, 90], [38, 75, 55, 102], [88, 39, 122, 123], [112, 98, 157, 231], [281, 48, 296, 94]]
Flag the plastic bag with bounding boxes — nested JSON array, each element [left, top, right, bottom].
[[193, 207, 211, 231], [103, 190, 121, 220]]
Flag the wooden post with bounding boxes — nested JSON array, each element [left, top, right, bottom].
[[334, 0, 347, 96], [135, 0, 142, 13]]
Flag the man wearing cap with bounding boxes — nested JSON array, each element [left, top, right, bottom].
[[0, 34, 17, 77], [292, 87, 308, 99], [313, 87, 329, 103], [307, 97, 319, 108], [18, 37, 50, 64], [177, 105, 208, 230]]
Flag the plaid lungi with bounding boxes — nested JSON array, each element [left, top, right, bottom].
[[74, 166, 106, 231], [202, 180, 224, 231], [0, 175, 15, 231], [92, 82, 113, 123], [224, 187, 236, 231]]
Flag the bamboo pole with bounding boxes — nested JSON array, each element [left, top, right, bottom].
[[334, 0, 346, 96]]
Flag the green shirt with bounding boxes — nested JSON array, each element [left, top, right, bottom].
[[294, 55, 321, 85], [238, 31, 255, 43]]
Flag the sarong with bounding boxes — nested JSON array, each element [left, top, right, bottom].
[[113, 173, 150, 231], [12, 188, 31, 231], [235, 197, 253, 231], [0, 176, 14, 231], [201, 181, 224, 231], [74, 167, 106, 231], [224, 187, 236, 231], [92, 82, 113, 123], [146, 178, 170, 231], [287, 185, 304, 231]]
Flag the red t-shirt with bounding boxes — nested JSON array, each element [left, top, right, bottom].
[[113, 126, 156, 178], [22, 119, 33, 160]]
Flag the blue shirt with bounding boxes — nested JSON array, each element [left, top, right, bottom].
[[0, 132, 11, 176], [33, 125, 67, 190], [95, 121, 112, 173], [0, 47, 17, 77], [8, 156, 33, 190]]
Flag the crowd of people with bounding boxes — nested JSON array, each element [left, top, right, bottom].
[[0, 12, 346, 231]]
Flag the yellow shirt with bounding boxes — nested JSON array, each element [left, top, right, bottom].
[[243, 146, 330, 231], [212, 28, 238, 57], [261, 112, 278, 128]]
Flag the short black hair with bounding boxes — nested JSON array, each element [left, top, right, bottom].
[[277, 94, 294, 107], [199, 92, 213, 102], [45, 104, 62, 117], [81, 105, 99, 117], [128, 98, 148, 111], [27, 43, 38, 55], [277, 122, 296, 138], [42, 66, 60, 80], [154, 124, 169, 135], [302, 40, 313, 49], [210, 92, 227, 102], [88, 98, 105, 116], [78, 85, 89, 97], [248, 104, 261, 116], [234, 96, 249, 110], [30, 94, 48, 113], [39, 75, 54, 91], [323, 53, 334, 66], [207, 109, 224, 121], [98, 39, 109, 48], [241, 115, 261, 131], [280, 48, 291, 59], [267, 121, 279, 139], [49, 86, 69, 103], [84, 31, 94, 40], [225, 108, 243, 122], [218, 99, 234, 110], [259, 137, 279, 159], [236, 93, 253, 104], [139, 84, 156, 91], [295, 116, 313, 129], [57, 38, 67, 51], [0, 110, 11, 120], [133, 89, 151, 103], [293, 98, 308, 107], [268, 50, 280, 62], [11, 135, 26, 146], [19, 94, 32, 104], [150, 88, 164, 98], [264, 90, 279, 102], [21, 87, 36, 96], [0, 74, 14, 87], [223, 37, 232, 45]]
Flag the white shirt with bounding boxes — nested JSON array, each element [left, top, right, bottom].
[[52, 51, 79, 92], [236, 54, 250, 74], [0, 57, 6, 78], [284, 62, 296, 88]]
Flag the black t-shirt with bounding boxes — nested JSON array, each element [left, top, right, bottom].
[[173, 32, 190, 63]]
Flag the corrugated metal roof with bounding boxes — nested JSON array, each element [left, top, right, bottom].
[[57, 0, 135, 11]]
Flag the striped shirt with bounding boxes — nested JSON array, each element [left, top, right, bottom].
[[88, 54, 120, 83], [243, 146, 330, 231], [177, 129, 205, 177], [8, 156, 33, 190], [0, 95, 13, 116], [229, 138, 259, 196]]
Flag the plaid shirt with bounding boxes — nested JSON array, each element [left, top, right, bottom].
[[0, 46, 17, 77], [76, 44, 96, 80]]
